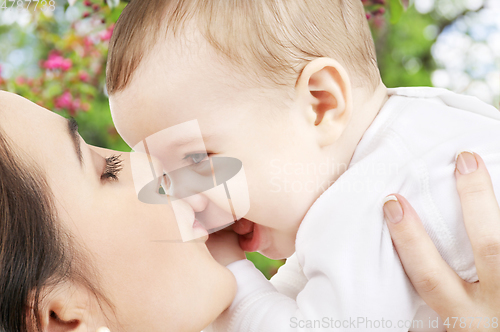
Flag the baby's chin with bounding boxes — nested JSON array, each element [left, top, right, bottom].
[[259, 226, 297, 259], [258, 242, 294, 260]]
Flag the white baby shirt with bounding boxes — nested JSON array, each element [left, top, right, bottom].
[[207, 87, 500, 332]]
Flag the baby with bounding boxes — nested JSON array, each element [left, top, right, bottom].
[[106, 0, 500, 331]]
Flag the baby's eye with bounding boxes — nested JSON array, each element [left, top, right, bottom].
[[158, 184, 167, 195], [158, 174, 170, 195], [185, 152, 209, 165]]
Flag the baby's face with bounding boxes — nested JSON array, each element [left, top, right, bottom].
[[110, 34, 333, 259]]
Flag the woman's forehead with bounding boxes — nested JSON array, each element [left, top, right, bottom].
[[0, 92, 75, 174], [0, 91, 63, 129]]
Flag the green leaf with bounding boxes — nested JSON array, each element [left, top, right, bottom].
[[44, 82, 63, 99], [246, 252, 285, 279], [109, 2, 126, 22], [388, 0, 404, 24], [78, 83, 97, 97]]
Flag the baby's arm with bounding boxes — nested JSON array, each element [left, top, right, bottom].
[[206, 231, 305, 331], [269, 253, 307, 300], [209, 259, 299, 331], [208, 228, 421, 332]]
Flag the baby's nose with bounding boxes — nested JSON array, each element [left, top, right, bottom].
[[180, 193, 209, 213]]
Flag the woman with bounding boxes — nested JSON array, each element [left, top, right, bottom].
[[0, 91, 236, 331], [1, 90, 499, 332]]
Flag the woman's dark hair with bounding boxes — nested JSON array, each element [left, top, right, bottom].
[[0, 126, 110, 331]]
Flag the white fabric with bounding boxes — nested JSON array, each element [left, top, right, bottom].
[[206, 87, 500, 332]]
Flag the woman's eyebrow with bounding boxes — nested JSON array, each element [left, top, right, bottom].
[[67, 117, 83, 167]]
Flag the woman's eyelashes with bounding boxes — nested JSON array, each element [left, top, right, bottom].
[[101, 154, 123, 182]]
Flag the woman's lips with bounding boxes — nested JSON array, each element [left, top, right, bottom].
[[192, 219, 209, 240], [193, 219, 205, 229]]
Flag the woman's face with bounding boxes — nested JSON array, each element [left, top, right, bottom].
[[0, 92, 236, 331]]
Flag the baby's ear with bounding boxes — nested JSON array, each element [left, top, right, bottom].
[[37, 283, 95, 332], [296, 57, 353, 146]]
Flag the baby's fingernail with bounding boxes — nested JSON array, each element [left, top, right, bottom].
[[456, 151, 478, 175], [383, 195, 403, 224]]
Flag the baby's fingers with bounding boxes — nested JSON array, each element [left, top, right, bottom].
[[383, 194, 468, 314], [455, 152, 500, 290]]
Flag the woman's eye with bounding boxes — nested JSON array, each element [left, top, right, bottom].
[[185, 152, 209, 165]]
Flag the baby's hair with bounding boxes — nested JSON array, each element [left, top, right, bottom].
[[106, 0, 380, 96]]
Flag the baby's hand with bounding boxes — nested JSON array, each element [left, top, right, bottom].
[[206, 227, 246, 266]]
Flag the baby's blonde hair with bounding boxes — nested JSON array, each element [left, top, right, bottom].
[[107, 0, 380, 96]]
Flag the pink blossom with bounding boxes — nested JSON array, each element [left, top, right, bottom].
[[84, 37, 93, 48], [373, 16, 385, 29], [15, 77, 26, 85], [78, 71, 90, 82], [43, 52, 72, 71], [99, 25, 114, 41], [55, 91, 73, 110], [71, 98, 81, 115], [55, 91, 85, 115], [60, 58, 72, 71], [82, 37, 93, 56]]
